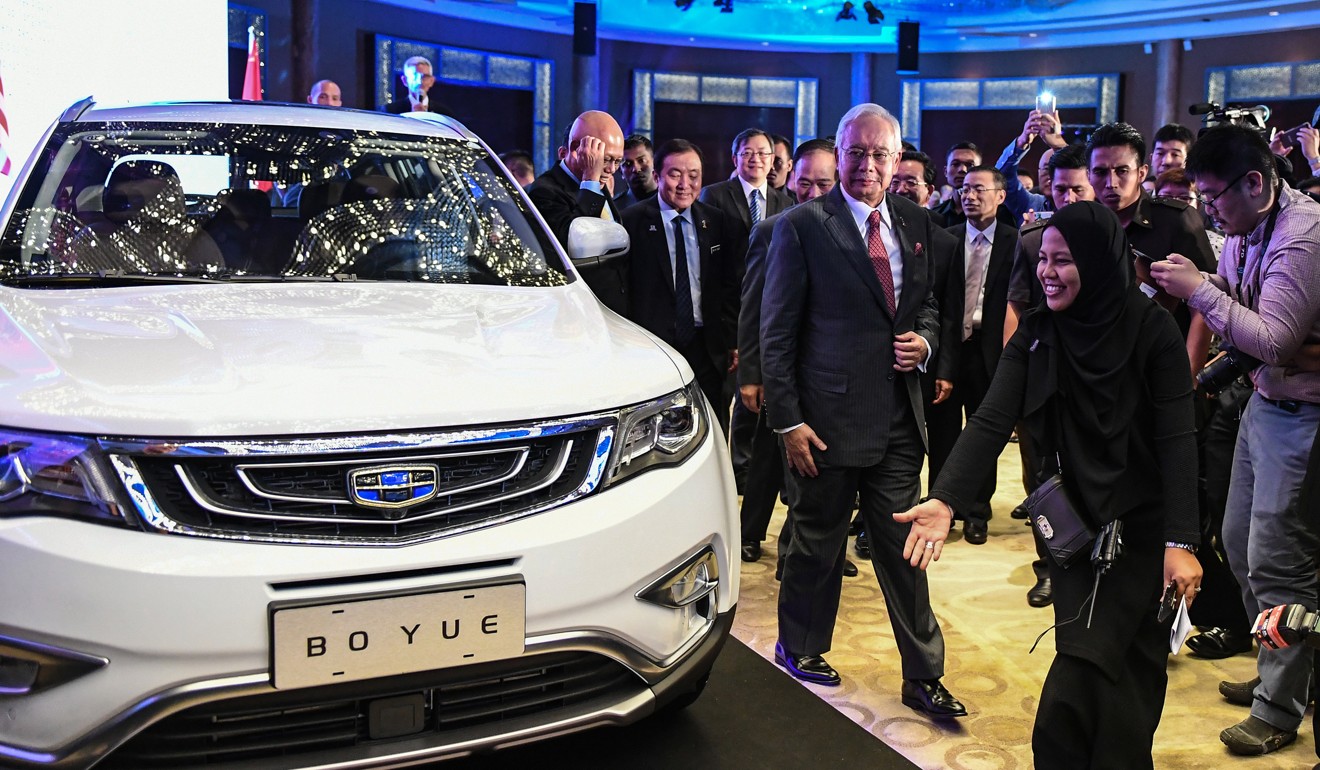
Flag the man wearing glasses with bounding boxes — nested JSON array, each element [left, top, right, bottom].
[[701, 128, 794, 492], [1087, 122, 1216, 380], [890, 150, 946, 227], [527, 110, 628, 312], [1152, 123, 1320, 758], [760, 103, 964, 718], [927, 168, 1018, 547]]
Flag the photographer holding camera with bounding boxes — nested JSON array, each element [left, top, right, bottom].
[[1152, 123, 1320, 756]]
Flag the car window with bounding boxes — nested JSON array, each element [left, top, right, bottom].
[[0, 121, 568, 288]]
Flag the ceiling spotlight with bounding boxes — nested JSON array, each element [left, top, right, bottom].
[[863, 1, 884, 23], [836, 1, 857, 21], [675, 0, 695, 9], [714, 0, 733, 12]]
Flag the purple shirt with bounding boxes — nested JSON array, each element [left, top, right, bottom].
[[1189, 185, 1320, 402]]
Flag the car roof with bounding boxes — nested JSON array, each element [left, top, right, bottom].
[[72, 101, 476, 142]]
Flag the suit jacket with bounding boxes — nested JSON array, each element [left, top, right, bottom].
[[621, 198, 738, 370], [698, 178, 793, 272], [947, 220, 1019, 381], [528, 164, 627, 314], [385, 84, 456, 116], [761, 188, 942, 465], [737, 214, 783, 388]]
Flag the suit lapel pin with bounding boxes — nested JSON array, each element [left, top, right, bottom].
[[701, 219, 708, 229], [649, 224, 656, 232]]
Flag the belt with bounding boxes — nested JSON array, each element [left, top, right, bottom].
[[1260, 396, 1319, 413]]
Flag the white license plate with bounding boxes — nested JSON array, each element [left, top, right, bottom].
[[271, 583, 526, 690]]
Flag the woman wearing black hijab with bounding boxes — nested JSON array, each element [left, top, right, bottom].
[[896, 201, 1202, 767]]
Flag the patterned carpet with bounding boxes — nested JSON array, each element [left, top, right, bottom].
[[730, 446, 1317, 769]]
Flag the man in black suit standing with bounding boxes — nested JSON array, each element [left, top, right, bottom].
[[761, 103, 964, 717], [700, 128, 794, 491], [928, 166, 1019, 545], [527, 111, 628, 314], [384, 56, 454, 116], [621, 139, 737, 428]]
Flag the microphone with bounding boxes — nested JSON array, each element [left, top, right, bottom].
[[1188, 102, 1217, 116]]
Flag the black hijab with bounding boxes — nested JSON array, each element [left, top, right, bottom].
[[1033, 201, 1158, 523]]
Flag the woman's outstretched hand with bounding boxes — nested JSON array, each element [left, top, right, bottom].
[[893, 498, 954, 570]]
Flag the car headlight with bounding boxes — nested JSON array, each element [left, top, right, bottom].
[[604, 384, 709, 486], [0, 429, 129, 525]]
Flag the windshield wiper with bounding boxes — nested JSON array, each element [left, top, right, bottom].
[[2, 270, 228, 288]]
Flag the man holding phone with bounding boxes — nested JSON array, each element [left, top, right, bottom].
[[995, 105, 1067, 225]]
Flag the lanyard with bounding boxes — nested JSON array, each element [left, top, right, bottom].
[[1235, 189, 1282, 312]]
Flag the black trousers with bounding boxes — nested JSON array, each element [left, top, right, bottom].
[[1189, 380, 1252, 632], [928, 334, 997, 523], [678, 329, 728, 437], [740, 406, 787, 542], [777, 401, 944, 679]]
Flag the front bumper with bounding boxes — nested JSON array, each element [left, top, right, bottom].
[[0, 431, 739, 768]]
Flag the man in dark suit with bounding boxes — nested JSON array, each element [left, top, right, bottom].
[[615, 134, 658, 211], [928, 166, 1019, 545], [526, 111, 627, 314], [700, 128, 794, 491], [621, 139, 738, 429], [384, 56, 454, 116], [739, 138, 839, 562], [932, 142, 1017, 229], [891, 150, 947, 228], [761, 103, 964, 717]]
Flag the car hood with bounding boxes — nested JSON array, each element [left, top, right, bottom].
[[0, 282, 687, 436]]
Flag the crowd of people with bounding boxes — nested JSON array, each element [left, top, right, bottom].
[[301, 65, 1320, 765], [502, 98, 1320, 767]]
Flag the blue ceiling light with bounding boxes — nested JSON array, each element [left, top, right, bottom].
[[388, 0, 1320, 53]]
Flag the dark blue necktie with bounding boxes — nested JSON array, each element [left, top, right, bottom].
[[749, 189, 763, 226], [673, 216, 695, 346]]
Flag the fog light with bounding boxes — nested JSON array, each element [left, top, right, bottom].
[[637, 547, 719, 609], [0, 636, 107, 696]]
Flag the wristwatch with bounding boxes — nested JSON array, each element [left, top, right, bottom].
[[1165, 541, 1198, 554]]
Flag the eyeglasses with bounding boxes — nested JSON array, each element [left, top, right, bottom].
[[843, 147, 896, 165], [601, 155, 624, 169], [1200, 172, 1249, 213], [958, 184, 1003, 196], [738, 150, 773, 160], [1157, 192, 1199, 204], [890, 176, 928, 189]]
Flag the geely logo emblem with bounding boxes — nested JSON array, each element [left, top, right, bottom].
[[348, 465, 438, 511]]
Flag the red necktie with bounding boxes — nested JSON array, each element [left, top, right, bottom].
[[867, 209, 896, 316]]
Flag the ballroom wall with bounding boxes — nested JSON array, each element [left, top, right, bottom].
[[237, 0, 1320, 162]]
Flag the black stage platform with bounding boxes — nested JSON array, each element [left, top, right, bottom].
[[447, 638, 918, 768]]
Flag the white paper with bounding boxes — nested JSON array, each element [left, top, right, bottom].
[[1170, 597, 1194, 654]]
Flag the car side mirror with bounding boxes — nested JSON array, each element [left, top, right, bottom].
[[567, 218, 629, 268]]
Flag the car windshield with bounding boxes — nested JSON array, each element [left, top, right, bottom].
[[0, 120, 568, 287]]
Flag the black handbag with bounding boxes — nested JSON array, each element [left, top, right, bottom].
[[1024, 456, 1096, 568]]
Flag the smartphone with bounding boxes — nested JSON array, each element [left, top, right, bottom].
[[1132, 247, 1154, 266], [1157, 581, 1178, 623], [1033, 210, 1054, 221], [1036, 92, 1057, 116], [1278, 122, 1310, 150]]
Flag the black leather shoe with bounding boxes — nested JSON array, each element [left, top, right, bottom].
[[1188, 626, 1253, 659], [854, 530, 871, 559], [774, 557, 784, 581], [741, 541, 761, 563], [774, 642, 841, 686], [1010, 503, 1029, 520], [1219, 676, 1261, 707], [901, 678, 967, 718], [1027, 577, 1053, 607], [964, 519, 988, 545], [842, 559, 859, 577]]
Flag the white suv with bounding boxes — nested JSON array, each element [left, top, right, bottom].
[[0, 101, 738, 769]]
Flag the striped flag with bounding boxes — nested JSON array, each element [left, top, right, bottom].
[[0, 62, 12, 176], [241, 26, 262, 102]]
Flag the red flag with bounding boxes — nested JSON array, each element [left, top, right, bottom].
[[241, 27, 262, 102], [0, 62, 12, 176]]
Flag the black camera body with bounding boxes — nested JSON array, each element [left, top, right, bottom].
[[1188, 101, 1271, 136], [1196, 347, 1262, 395]]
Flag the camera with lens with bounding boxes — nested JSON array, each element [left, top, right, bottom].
[[1195, 347, 1262, 394], [1188, 102, 1271, 136]]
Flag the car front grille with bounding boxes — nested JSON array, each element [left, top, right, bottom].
[[103, 652, 641, 768], [110, 418, 615, 544]]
